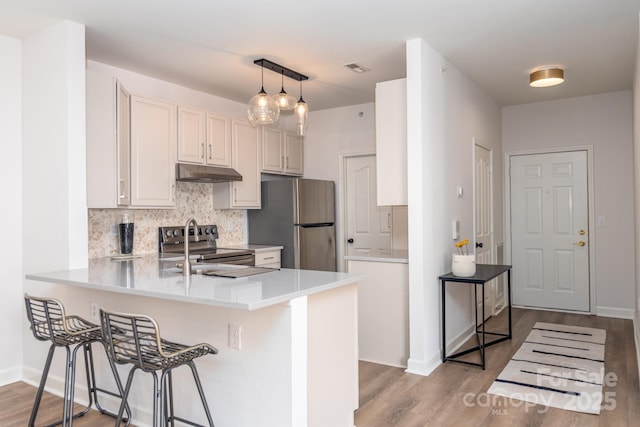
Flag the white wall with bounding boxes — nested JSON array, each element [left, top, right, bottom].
[[21, 20, 88, 385], [405, 39, 502, 376], [503, 92, 635, 317], [303, 103, 376, 271], [88, 60, 249, 121], [0, 34, 23, 385], [631, 15, 640, 363]]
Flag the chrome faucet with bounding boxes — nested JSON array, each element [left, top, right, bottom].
[[182, 218, 199, 275]]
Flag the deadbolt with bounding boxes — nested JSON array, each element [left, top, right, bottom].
[[579, 229, 586, 235], [573, 241, 586, 247]]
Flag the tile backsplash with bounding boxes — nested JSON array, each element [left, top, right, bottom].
[[88, 182, 246, 258]]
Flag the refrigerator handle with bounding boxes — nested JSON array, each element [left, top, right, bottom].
[[293, 225, 301, 269]]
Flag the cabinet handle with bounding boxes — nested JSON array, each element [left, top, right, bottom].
[[285, 156, 288, 170], [201, 143, 205, 159], [263, 256, 274, 260], [171, 184, 175, 201], [234, 187, 237, 203], [208, 144, 212, 159], [387, 212, 391, 227], [119, 179, 126, 199]]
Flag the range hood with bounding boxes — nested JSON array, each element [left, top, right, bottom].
[[175, 163, 243, 183]]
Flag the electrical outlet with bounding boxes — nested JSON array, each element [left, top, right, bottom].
[[90, 302, 100, 321], [229, 323, 241, 350]]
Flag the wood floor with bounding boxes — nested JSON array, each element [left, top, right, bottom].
[[1, 308, 639, 426], [356, 308, 640, 426]]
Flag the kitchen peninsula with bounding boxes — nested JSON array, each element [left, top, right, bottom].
[[26, 254, 362, 427]]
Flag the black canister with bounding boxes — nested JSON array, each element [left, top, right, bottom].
[[118, 214, 134, 255]]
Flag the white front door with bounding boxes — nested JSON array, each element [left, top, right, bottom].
[[345, 155, 391, 256], [510, 150, 590, 311], [474, 143, 494, 322]]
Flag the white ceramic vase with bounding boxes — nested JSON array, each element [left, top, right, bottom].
[[452, 254, 476, 277]]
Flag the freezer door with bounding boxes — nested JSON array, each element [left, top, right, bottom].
[[294, 224, 337, 272], [294, 179, 335, 225]]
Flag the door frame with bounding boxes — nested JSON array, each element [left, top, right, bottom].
[[339, 151, 376, 272], [504, 145, 596, 314], [472, 138, 496, 314]]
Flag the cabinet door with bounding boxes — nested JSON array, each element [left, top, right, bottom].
[[177, 106, 206, 164], [87, 70, 131, 208], [261, 127, 284, 173], [130, 96, 176, 207], [206, 113, 232, 166], [375, 78, 407, 205], [231, 120, 261, 208], [284, 132, 303, 176], [116, 82, 131, 206]]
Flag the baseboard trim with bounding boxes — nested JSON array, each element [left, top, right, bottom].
[[0, 365, 23, 387], [634, 314, 640, 390], [22, 365, 153, 427], [405, 352, 440, 377], [358, 357, 407, 369], [595, 306, 635, 319]]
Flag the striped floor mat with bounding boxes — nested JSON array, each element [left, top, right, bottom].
[[487, 322, 606, 414]]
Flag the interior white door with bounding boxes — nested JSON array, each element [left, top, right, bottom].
[[510, 150, 590, 311], [345, 155, 391, 256], [474, 144, 493, 322]]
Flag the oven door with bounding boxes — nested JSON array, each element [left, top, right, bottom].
[[198, 253, 255, 266]]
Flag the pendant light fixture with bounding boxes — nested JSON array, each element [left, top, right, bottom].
[[529, 66, 564, 88], [247, 64, 279, 126], [247, 59, 309, 130], [295, 79, 308, 136], [273, 71, 297, 111]]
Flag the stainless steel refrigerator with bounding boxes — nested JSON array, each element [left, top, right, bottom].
[[248, 178, 336, 271]]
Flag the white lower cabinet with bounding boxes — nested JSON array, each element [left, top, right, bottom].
[[346, 259, 409, 367], [130, 96, 177, 207], [213, 120, 261, 208], [254, 249, 281, 268]]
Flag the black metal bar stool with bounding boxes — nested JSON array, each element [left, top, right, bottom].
[[100, 309, 218, 427], [23, 294, 131, 427]]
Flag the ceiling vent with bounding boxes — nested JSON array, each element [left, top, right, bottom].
[[343, 62, 370, 73]]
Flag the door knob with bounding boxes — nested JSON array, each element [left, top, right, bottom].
[[475, 242, 483, 248], [573, 241, 586, 247], [347, 238, 354, 244]]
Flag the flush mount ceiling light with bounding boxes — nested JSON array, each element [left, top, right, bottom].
[[247, 59, 308, 128], [529, 66, 565, 88]]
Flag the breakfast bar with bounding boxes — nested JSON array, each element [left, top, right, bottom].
[[26, 255, 362, 427]]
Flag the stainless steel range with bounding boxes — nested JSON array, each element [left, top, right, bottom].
[[159, 224, 254, 265]]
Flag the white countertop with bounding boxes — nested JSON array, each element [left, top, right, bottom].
[[25, 254, 362, 311], [344, 249, 409, 264]]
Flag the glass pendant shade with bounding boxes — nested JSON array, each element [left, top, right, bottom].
[[295, 98, 308, 136], [247, 87, 279, 125], [247, 66, 280, 126], [273, 72, 297, 110]]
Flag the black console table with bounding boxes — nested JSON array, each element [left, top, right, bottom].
[[439, 264, 512, 370]]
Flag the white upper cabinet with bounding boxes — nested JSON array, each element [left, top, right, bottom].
[[206, 112, 232, 167], [375, 78, 407, 206], [177, 106, 206, 164], [284, 132, 304, 176], [130, 96, 177, 207], [213, 120, 261, 209], [177, 106, 232, 167], [86, 69, 131, 208], [261, 128, 303, 176]]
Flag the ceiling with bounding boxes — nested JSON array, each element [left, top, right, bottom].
[[1, 0, 640, 111]]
